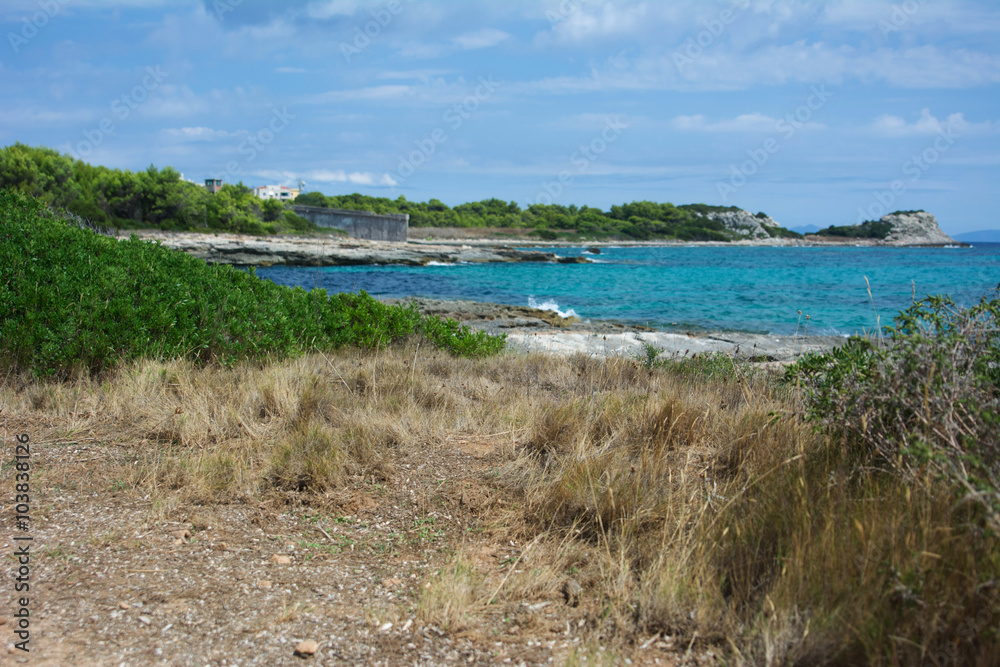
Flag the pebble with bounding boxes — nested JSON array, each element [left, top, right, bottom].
[[138, 616, 151, 625], [119, 602, 130, 610], [294, 640, 319, 656], [271, 554, 292, 565]]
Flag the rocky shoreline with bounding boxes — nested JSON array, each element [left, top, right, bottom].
[[125, 231, 589, 266], [125, 220, 964, 270], [386, 297, 846, 363]]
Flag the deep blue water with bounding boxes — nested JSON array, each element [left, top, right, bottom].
[[254, 244, 1000, 336]]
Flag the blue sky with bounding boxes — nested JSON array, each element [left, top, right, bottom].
[[2, 0, 999, 234]]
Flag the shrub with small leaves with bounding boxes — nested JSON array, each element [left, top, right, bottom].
[[0, 189, 506, 376], [787, 289, 1000, 527]]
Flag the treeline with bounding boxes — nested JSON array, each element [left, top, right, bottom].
[[815, 220, 893, 239], [0, 144, 312, 235], [3, 144, 792, 241], [296, 192, 760, 241]]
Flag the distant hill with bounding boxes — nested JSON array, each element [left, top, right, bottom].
[[954, 230, 1000, 243], [790, 225, 821, 234]]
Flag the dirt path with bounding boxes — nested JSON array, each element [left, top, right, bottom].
[[2, 427, 682, 666]]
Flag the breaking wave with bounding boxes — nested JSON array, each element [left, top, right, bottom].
[[528, 297, 579, 319]]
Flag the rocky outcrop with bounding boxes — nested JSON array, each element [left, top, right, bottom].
[[696, 209, 785, 240], [881, 211, 957, 246], [388, 297, 843, 362], [123, 231, 579, 266]]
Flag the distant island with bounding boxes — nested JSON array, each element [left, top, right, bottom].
[[0, 143, 960, 247], [806, 210, 958, 246]]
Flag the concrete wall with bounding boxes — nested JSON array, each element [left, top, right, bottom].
[[290, 205, 409, 242]]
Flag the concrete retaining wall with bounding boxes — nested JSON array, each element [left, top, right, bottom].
[[290, 205, 409, 242]]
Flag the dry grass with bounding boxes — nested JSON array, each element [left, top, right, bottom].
[[2, 345, 996, 664]]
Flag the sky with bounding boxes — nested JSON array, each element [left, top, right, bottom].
[[2, 0, 999, 234]]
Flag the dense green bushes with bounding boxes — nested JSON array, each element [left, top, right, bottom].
[[0, 189, 504, 376], [0, 144, 313, 235], [815, 219, 893, 239]]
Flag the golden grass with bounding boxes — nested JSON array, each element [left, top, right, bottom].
[[3, 345, 996, 664]]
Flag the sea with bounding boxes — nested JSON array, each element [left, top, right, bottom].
[[254, 244, 1000, 337]]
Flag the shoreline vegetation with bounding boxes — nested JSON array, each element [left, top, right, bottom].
[[0, 144, 961, 246], [3, 186, 997, 661]]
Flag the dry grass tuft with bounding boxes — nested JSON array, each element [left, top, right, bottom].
[[3, 344, 996, 664], [417, 557, 486, 632]]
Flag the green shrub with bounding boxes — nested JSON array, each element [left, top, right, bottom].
[[531, 229, 560, 241], [0, 189, 505, 375], [816, 220, 893, 239], [787, 289, 1000, 527]]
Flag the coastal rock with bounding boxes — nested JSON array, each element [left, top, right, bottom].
[[881, 211, 956, 246], [125, 231, 563, 267], [697, 209, 786, 240], [507, 330, 844, 363]]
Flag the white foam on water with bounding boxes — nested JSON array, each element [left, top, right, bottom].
[[424, 261, 454, 267], [528, 297, 579, 319]]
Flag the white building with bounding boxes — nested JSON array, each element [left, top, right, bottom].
[[253, 185, 299, 201]]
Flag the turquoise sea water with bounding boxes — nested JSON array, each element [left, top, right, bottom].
[[254, 244, 1000, 336]]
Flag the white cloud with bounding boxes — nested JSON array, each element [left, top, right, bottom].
[[669, 113, 819, 133], [376, 69, 453, 80], [518, 42, 1000, 94], [536, 2, 652, 46], [558, 112, 631, 130], [867, 108, 998, 137], [300, 85, 414, 104], [821, 0, 1000, 34], [305, 0, 361, 19], [452, 28, 511, 50], [298, 77, 485, 107], [161, 127, 240, 142], [0, 107, 96, 127], [308, 169, 397, 187]]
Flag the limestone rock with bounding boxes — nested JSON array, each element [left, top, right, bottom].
[[124, 231, 563, 267], [696, 209, 787, 240], [294, 640, 319, 656], [880, 211, 956, 246]]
